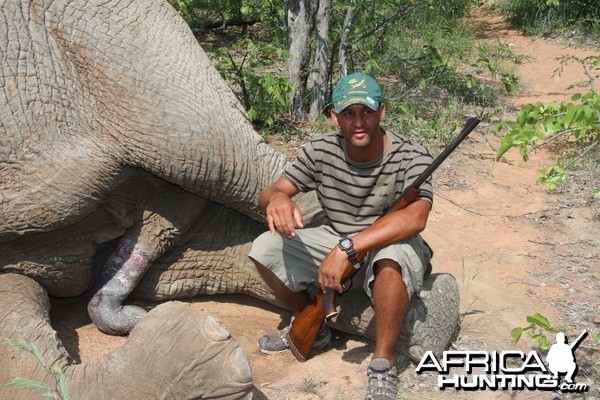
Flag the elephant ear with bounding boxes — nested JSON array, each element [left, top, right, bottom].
[[0, 274, 253, 400], [0, 0, 123, 241]]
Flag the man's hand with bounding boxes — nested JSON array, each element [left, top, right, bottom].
[[264, 192, 304, 237], [317, 200, 432, 293], [258, 177, 303, 237], [318, 246, 351, 294]]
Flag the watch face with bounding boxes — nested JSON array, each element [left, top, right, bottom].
[[340, 238, 351, 249]]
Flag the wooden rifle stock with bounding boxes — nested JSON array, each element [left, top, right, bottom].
[[287, 117, 481, 362], [322, 188, 421, 317]]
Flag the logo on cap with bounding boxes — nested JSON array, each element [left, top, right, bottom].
[[332, 73, 382, 112]]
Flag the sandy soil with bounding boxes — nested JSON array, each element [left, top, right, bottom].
[[49, 4, 599, 400]]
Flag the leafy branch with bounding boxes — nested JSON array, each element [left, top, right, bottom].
[[349, 0, 419, 46], [212, 38, 295, 130], [493, 91, 599, 192], [511, 312, 558, 350]]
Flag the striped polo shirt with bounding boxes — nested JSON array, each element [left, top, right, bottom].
[[283, 131, 434, 235]]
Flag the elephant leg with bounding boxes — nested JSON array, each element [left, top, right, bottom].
[[78, 302, 254, 400], [0, 273, 71, 400], [89, 177, 209, 335]]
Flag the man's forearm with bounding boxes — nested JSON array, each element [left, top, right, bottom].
[[258, 177, 301, 212], [350, 199, 430, 253]]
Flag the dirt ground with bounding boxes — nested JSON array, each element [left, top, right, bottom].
[[49, 4, 599, 400]]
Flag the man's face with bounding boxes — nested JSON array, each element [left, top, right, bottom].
[[331, 104, 386, 150]]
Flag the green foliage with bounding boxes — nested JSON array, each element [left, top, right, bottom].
[[472, 40, 529, 93], [377, 4, 518, 115], [511, 312, 558, 350], [494, 90, 599, 191], [174, 0, 517, 140], [169, 0, 287, 44], [497, 0, 599, 40], [553, 54, 600, 90], [385, 95, 472, 150], [436, 40, 527, 107], [211, 38, 295, 129], [237, 0, 288, 47], [168, 0, 242, 32], [536, 165, 567, 190], [4, 334, 71, 400], [168, 0, 203, 29], [246, 73, 295, 127]]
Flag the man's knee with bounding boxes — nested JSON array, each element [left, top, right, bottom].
[[250, 230, 280, 252], [373, 258, 403, 276]]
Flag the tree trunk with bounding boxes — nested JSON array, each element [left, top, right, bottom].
[[287, 0, 314, 120], [309, 0, 331, 118], [338, 4, 354, 77]]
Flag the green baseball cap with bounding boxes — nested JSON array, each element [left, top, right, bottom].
[[332, 73, 382, 112]]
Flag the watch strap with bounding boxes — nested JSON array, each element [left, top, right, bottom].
[[339, 237, 360, 266]]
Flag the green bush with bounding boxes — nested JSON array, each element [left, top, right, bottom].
[[498, 0, 600, 39], [211, 38, 294, 131], [494, 91, 599, 193], [172, 0, 517, 140]]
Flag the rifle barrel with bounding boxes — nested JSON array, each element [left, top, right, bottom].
[[390, 116, 480, 212], [569, 329, 588, 350]]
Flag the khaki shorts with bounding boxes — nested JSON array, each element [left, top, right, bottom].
[[248, 225, 433, 301]]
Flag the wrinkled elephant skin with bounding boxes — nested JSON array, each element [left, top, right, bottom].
[[0, 273, 253, 399], [0, 0, 460, 397], [0, 0, 293, 396], [0, 0, 324, 334]]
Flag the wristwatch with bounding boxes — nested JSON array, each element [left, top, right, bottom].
[[338, 237, 360, 266]]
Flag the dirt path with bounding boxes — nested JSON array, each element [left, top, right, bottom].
[[50, 4, 599, 399]]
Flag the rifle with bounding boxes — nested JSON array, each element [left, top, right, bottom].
[[286, 116, 481, 362], [569, 329, 588, 351]]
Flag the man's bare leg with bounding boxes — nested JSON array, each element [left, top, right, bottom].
[[252, 258, 329, 354], [251, 258, 310, 315], [372, 259, 409, 364]]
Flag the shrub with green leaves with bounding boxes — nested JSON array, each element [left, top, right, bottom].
[[497, 0, 599, 40], [511, 312, 558, 350], [494, 91, 599, 192], [210, 38, 294, 131], [171, 0, 513, 141]]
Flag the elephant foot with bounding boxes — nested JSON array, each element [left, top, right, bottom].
[[0, 273, 253, 400], [80, 302, 254, 400], [329, 272, 460, 363], [399, 272, 460, 361]]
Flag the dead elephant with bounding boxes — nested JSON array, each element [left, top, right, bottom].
[[0, 0, 460, 398]]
